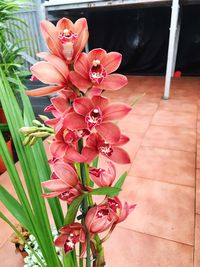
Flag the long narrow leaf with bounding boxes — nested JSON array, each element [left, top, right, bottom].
[[0, 186, 31, 229]]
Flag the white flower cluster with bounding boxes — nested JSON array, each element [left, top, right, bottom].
[[24, 228, 60, 267]]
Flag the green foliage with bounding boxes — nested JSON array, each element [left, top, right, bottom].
[[0, 0, 29, 78], [0, 70, 64, 266], [89, 187, 121, 197]]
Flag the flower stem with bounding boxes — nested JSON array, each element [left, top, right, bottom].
[[78, 139, 91, 267], [92, 236, 105, 267]]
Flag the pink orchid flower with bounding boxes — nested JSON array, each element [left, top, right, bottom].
[[63, 95, 131, 143], [54, 223, 86, 257], [42, 175, 83, 204], [41, 162, 79, 197], [44, 90, 76, 131], [82, 133, 130, 164], [89, 161, 116, 187], [69, 48, 128, 92], [85, 204, 118, 235], [26, 54, 69, 97], [50, 127, 88, 163], [106, 197, 136, 224], [40, 18, 88, 63]]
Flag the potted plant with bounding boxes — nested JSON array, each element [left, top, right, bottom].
[[0, 122, 13, 173]]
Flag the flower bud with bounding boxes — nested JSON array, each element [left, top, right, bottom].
[[39, 115, 49, 121], [30, 132, 50, 138], [28, 136, 37, 146], [32, 119, 43, 127], [19, 126, 38, 134], [23, 136, 32, 146], [89, 161, 116, 187], [85, 204, 117, 235]]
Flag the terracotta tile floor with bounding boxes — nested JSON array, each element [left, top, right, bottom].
[[1, 76, 200, 266]]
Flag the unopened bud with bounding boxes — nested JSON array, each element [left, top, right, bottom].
[[39, 115, 49, 121], [23, 136, 32, 146], [32, 120, 43, 127], [30, 132, 50, 138], [19, 126, 38, 134], [29, 136, 37, 146]]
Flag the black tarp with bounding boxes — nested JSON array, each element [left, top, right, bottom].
[[49, 4, 200, 76]]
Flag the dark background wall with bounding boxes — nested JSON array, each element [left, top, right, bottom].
[[49, 4, 200, 76]]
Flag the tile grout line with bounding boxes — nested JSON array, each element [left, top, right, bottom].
[[118, 225, 194, 248], [126, 174, 195, 189]]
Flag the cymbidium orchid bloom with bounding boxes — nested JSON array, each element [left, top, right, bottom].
[[23, 16, 137, 266], [41, 162, 79, 197], [82, 133, 130, 164], [85, 204, 118, 235], [26, 54, 70, 97], [63, 95, 131, 143], [50, 127, 88, 163], [89, 161, 116, 187], [40, 18, 88, 63], [106, 197, 136, 224], [85, 197, 136, 236], [54, 223, 86, 257], [43, 90, 76, 131], [69, 48, 128, 92], [43, 178, 83, 204]]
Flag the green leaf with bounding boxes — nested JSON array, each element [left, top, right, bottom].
[[109, 172, 127, 198], [89, 187, 121, 197], [92, 156, 99, 168], [64, 195, 85, 225], [0, 185, 31, 230], [115, 171, 127, 190]]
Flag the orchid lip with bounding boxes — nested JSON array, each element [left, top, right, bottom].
[[89, 64, 107, 84], [98, 141, 113, 157], [85, 107, 102, 130], [59, 29, 78, 44]]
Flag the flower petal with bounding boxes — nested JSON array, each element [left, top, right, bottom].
[[109, 147, 131, 164], [101, 52, 122, 74], [88, 48, 107, 65], [74, 52, 90, 78], [96, 122, 120, 143], [51, 95, 69, 113], [50, 141, 67, 158], [103, 103, 131, 121], [54, 234, 68, 247], [64, 146, 87, 163], [115, 134, 130, 146], [89, 87, 103, 97], [37, 52, 69, 80], [99, 74, 128, 91], [31, 61, 66, 85], [69, 71, 92, 92], [118, 202, 136, 223], [41, 180, 67, 191], [54, 162, 78, 187], [91, 95, 109, 111], [26, 85, 64, 97], [86, 133, 98, 148], [82, 147, 98, 164], [63, 112, 87, 130], [73, 97, 93, 116], [40, 20, 63, 58], [56, 17, 74, 32], [74, 18, 89, 56], [42, 191, 63, 198]]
